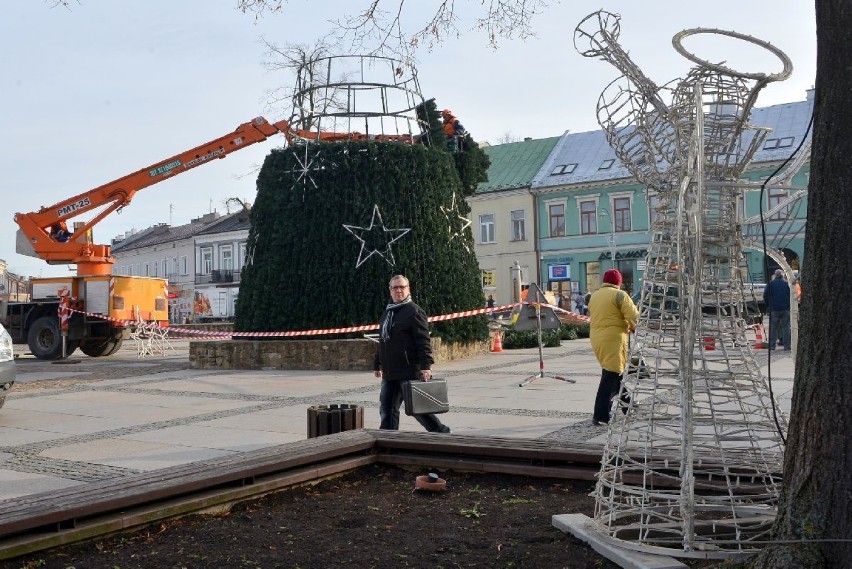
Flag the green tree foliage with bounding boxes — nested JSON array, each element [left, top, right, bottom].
[[235, 140, 488, 343], [416, 98, 490, 196]]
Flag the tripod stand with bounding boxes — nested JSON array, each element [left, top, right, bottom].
[[518, 285, 575, 387]]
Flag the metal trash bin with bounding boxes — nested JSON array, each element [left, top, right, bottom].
[[307, 404, 364, 438]]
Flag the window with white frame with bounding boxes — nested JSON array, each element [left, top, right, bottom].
[[549, 203, 565, 237], [481, 270, 496, 288], [613, 196, 631, 232], [152, 261, 158, 277], [201, 247, 213, 274], [180, 255, 189, 275], [239, 243, 247, 270], [580, 200, 597, 234], [479, 214, 495, 243], [144, 263, 150, 277], [648, 193, 665, 227], [510, 210, 526, 241], [768, 188, 790, 220], [221, 245, 233, 270]]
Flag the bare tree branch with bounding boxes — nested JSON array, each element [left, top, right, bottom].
[[48, 0, 79, 9], [261, 40, 362, 132], [236, 0, 550, 60], [494, 131, 522, 144]]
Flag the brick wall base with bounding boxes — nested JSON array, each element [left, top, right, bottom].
[[188, 338, 488, 370]]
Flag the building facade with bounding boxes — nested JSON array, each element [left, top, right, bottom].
[[0, 260, 30, 306], [467, 136, 561, 305], [112, 212, 225, 323], [192, 211, 251, 321], [525, 92, 813, 299]]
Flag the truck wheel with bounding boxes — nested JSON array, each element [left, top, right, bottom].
[[27, 317, 78, 360], [80, 337, 123, 357], [104, 338, 124, 356]]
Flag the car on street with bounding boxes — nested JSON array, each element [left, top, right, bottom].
[[0, 323, 15, 409]]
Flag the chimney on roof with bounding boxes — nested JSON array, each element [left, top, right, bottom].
[[192, 212, 221, 223], [806, 88, 814, 102]]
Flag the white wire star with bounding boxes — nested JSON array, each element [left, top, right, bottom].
[[440, 192, 472, 252], [288, 144, 321, 201], [343, 205, 411, 268], [244, 236, 258, 267]]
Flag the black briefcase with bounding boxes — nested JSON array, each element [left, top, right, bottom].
[[402, 379, 449, 416]]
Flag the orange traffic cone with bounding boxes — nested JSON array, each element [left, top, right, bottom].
[[753, 325, 767, 349], [491, 331, 504, 353]]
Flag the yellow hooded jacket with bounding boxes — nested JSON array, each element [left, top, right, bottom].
[[588, 284, 639, 374]]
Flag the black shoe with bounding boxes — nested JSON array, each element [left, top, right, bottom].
[[592, 418, 608, 426], [439, 425, 451, 434]]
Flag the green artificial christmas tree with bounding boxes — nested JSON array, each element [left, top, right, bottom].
[[235, 123, 489, 344]]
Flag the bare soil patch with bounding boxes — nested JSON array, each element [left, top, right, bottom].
[[1, 464, 726, 569]]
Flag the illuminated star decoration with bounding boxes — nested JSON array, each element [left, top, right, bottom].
[[288, 143, 322, 201], [343, 205, 411, 268], [440, 192, 472, 252]]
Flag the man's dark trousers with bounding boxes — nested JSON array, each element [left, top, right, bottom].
[[769, 310, 791, 349], [379, 379, 448, 432]]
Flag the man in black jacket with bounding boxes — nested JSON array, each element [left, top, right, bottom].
[[373, 275, 451, 433]]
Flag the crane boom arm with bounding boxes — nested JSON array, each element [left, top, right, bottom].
[[14, 117, 291, 275]]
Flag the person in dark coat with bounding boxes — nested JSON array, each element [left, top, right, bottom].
[[373, 275, 451, 433], [763, 269, 791, 350]]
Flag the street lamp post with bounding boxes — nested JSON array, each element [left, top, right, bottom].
[[599, 208, 618, 269]]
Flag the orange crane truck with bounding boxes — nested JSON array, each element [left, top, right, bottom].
[[6, 117, 294, 360]]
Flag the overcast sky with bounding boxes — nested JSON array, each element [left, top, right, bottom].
[[3, 1, 815, 278]]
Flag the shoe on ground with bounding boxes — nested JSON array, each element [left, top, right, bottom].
[[439, 425, 451, 434], [592, 418, 608, 426]]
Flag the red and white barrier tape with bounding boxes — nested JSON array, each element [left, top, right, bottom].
[[67, 303, 527, 339]]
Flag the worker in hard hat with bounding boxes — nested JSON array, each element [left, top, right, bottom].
[[441, 109, 465, 152]]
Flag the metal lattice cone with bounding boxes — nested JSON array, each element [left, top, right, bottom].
[[574, 10, 794, 558]]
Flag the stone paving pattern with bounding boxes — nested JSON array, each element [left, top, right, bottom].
[[0, 338, 795, 501]]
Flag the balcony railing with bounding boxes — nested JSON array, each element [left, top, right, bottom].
[[195, 270, 240, 285]]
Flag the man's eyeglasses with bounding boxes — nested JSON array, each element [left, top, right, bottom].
[[389, 285, 409, 291]]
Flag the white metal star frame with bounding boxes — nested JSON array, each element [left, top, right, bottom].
[[287, 144, 322, 201], [440, 192, 472, 252], [343, 205, 411, 268], [244, 236, 258, 267]]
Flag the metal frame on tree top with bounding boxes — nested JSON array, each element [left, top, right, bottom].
[[288, 54, 430, 145]]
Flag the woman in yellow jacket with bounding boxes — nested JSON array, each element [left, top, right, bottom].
[[589, 269, 639, 425]]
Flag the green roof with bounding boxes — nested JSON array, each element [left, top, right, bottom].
[[477, 136, 561, 193]]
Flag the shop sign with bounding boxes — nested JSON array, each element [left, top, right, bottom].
[[548, 264, 571, 281], [598, 249, 647, 261], [543, 256, 574, 264]]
